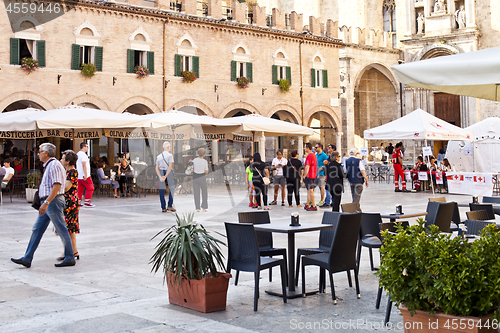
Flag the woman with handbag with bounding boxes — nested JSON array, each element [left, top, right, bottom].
[[285, 150, 303, 208], [250, 152, 270, 210], [325, 151, 344, 212]]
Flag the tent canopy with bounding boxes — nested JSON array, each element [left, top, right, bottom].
[[447, 117, 500, 173], [219, 114, 314, 136], [364, 108, 473, 141], [392, 47, 500, 101]]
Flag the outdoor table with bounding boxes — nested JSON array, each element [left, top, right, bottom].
[[377, 211, 428, 222], [253, 221, 335, 299]]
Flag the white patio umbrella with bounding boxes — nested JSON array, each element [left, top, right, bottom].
[[220, 114, 314, 136], [0, 108, 45, 131], [392, 47, 500, 101]]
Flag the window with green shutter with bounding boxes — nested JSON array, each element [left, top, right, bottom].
[[322, 70, 328, 88], [174, 54, 182, 76], [94, 46, 103, 72], [311, 68, 316, 87], [231, 61, 237, 81], [286, 66, 291, 85], [192, 56, 199, 78], [127, 49, 135, 73], [71, 44, 80, 70], [36, 40, 46, 67], [246, 62, 253, 83], [272, 65, 278, 85], [147, 51, 154, 75], [10, 38, 20, 65]]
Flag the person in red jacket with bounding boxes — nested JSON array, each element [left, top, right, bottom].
[[392, 142, 407, 192]]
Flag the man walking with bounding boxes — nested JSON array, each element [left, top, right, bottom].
[[270, 150, 287, 206], [393, 142, 407, 192], [76, 142, 95, 207], [344, 148, 369, 204], [156, 141, 176, 212], [11, 143, 75, 268], [315, 143, 329, 207], [303, 143, 318, 211]]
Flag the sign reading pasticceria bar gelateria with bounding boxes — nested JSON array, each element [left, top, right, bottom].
[[0, 129, 102, 139]]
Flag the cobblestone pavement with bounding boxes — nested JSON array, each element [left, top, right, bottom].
[[0, 181, 477, 332]]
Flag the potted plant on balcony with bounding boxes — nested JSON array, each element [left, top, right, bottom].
[[279, 78, 290, 92], [378, 219, 500, 332], [134, 65, 150, 79], [26, 170, 42, 203], [80, 63, 97, 79], [150, 213, 231, 313], [237, 76, 250, 89], [181, 70, 197, 83], [20, 57, 40, 75]]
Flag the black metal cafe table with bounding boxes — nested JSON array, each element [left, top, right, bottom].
[[253, 222, 335, 299]]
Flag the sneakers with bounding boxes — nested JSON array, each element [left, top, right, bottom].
[[395, 189, 402, 192], [249, 203, 254, 208], [318, 201, 324, 206], [281, 201, 285, 206], [167, 207, 176, 212], [319, 203, 331, 208], [84, 203, 95, 208], [270, 201, 277, 205], [306, 206, 317, 211], [304, 204, 309, 210], [252, 204, 258, 209], [162, 209, 167, 212]]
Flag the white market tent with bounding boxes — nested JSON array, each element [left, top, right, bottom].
[[363, 108, 473, 141], [446, 117, 500, 173], [392, 47, 500, 101]]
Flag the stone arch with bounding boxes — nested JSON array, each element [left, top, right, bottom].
[[13, 16, 43, 32], [66, 94, 110, 111], [413, 44, 462, 62], [304, 106, 341, 149], [129, 25, 153, 43], [219, 102, 259, 119], [232, 42, 250, 55], [176, 32, 198, 49], [115, 96, 161, 114], [265, 104, 301, 125], [73, 19, 100, 37], [304, 105, 341, 130], [169, 99, 214, 117], [273, 47, 289, 60], [354, 62, 399, 93], [0, 91, 54, 112]]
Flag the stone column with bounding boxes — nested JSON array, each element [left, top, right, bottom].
[[297, 136, 304, 160], [211, 140, 218, 164], [464, 0, 476, 28], [107, 137, 115, 162], [336, 133, 342, 157], [405, 0, 416, 36], [259, 132, 265, 160]]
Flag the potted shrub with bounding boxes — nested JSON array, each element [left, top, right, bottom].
[[237, 76, 250, 89], [279, 78, 290, 92], [20, 57, 40, 75], [181, 70, 197, 83], [378, 219, 500, 332], [80, 63, 97, 79], [150, 213, 231, 313], [26, 170, 42, 203], [134, 65, 150, 79]]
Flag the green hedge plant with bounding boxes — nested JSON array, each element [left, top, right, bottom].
[[377, 218, 500, 321]]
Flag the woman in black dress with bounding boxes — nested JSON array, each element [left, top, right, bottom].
[[285, 149, 303, 207], [326, 151, 344, 212], [117, 158, 133, 197], [250, 152, 270, 210]]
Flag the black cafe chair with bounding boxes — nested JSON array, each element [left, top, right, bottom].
[[301, 212, 362, 305], [482, 196, 500, 216], [225, 222, 287, 311], [356, 213, 384, 272], [424, 201, 455, 233], [469, 203, 495, 220], [466, 210, 490, 221], [237, 211, 287, 285]]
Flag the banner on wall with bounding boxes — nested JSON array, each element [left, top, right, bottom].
[[0, 129, 101, 139]]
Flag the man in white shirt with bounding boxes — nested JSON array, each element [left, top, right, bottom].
[[76, 142, 95, 207], [155, 141, 176, 212], [1, 158, 14, 189], [270, 150, 287, 206]]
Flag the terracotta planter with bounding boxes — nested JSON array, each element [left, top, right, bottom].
[[399, 306, 496, 333], [166, 272, 231, 313]]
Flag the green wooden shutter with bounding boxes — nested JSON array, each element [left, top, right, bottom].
[[231, 61, 237, 81], [286, 66, 291, 86], [10, 38, 20, 65], [175, 54, 182, 76], [36, 40, 46, 67], [246, 62, 253, 83], [94, 46, 103, 72], [127, 49, 135, 73], [147, 51, 154, 75], [311, 68, 316, 87], [323, 69, 328, 88], [193, 56, 199, 78], [71, 44, 80, 70], [272, 65, 278, 85]]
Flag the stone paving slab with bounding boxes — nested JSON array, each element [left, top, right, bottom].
[[0, 182, 477, 332]]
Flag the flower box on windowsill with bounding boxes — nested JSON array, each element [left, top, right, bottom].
[[181, 70, 197, 83]]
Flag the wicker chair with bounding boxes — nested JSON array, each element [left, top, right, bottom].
[[469, 203, 495, 220], [482, 196, 500, 216], [341, 202, 361, 213], [466, 210, 490, 221], [424, 201, 455, 233], [356, 213, 383, 272], [237, 211, 287, 285], [301, 212, 362, 305], [464, 220, 496, 236], [225, 222, 287, 311], [294, 211, 340, 286], [428, 197, 446, 202]]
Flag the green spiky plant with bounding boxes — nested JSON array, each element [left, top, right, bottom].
[[150, 213, 226, 284]]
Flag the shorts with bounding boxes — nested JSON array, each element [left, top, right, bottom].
[[273, 175, 286, 186], [304, 177, 318, 190], [317, 175, 326, 187], [248, 180, 255, 195]]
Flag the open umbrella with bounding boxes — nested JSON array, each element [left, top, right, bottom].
[[0, 108, 45, 131], [392, 47, 500, 101], [220, 114, 314, 136]]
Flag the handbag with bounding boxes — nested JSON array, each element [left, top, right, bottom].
[[255, 167, 270, 185]]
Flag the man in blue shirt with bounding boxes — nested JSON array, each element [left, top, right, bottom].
[[315, 143, 329, 206]]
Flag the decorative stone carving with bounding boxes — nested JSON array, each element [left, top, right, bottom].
[[433, 0, 446, 14], [454, 5, 466, 29]]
